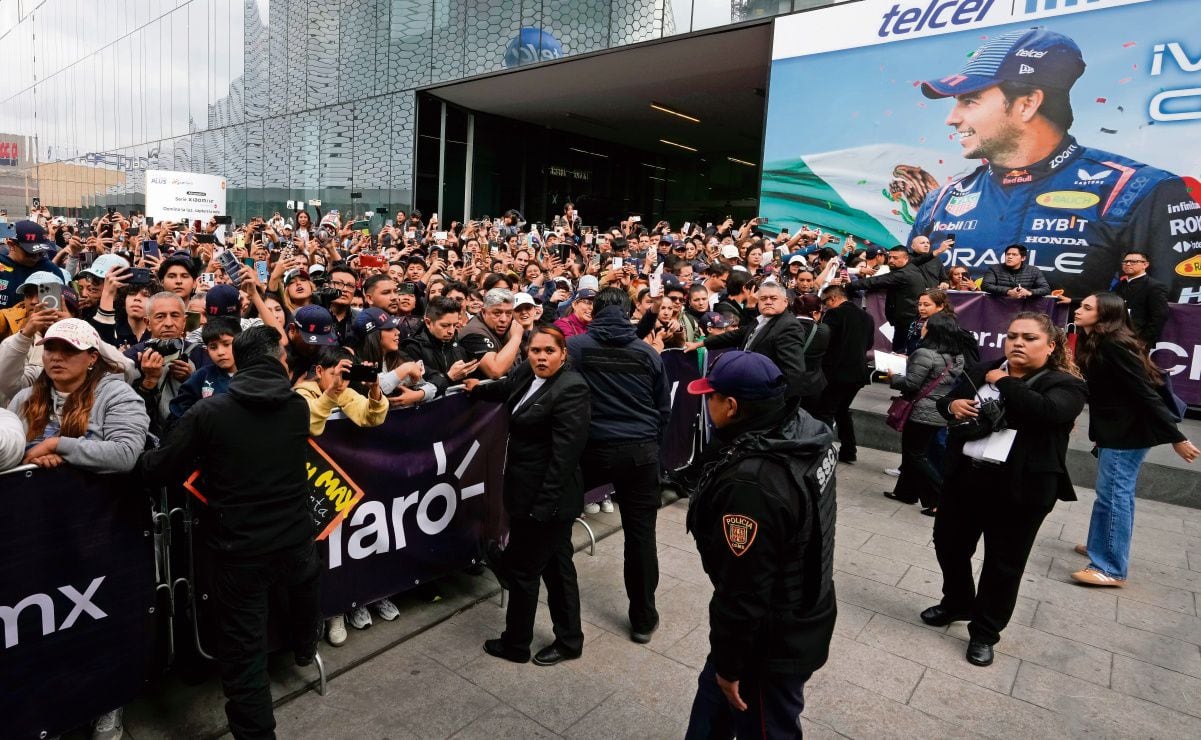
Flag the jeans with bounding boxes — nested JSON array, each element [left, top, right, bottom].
[[685, 659, 807, 740], [893, 421, 942, 508], [500, 517, 583, 655], [583, 440, 661, 633], [1085, 447, 1149, 579], [213, 542, 322, 740]]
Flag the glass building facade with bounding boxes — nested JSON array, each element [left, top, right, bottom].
[[0, 0, 831, 221]]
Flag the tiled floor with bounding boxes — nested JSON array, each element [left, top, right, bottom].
[[139, 446, 1201, 738]]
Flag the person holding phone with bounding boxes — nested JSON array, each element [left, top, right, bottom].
[[466, 326, 590, 666], [403, 297, 480, 396], [0, 221, 69, 309]]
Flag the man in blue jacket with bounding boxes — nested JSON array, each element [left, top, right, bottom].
[[0, 220, 69, 309], [567, 287, 671, 643]]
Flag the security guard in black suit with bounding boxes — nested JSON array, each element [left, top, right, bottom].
[[683, 351, 837, 739]]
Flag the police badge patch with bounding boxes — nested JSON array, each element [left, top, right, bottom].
[[722, 514, 758, 557]]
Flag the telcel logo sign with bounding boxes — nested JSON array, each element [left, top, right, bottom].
[[878, 0, 996, 37]]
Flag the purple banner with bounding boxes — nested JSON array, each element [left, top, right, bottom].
[[315, 393, 508, 615], [862, 292, 1068, 362], [1152, 304, 1201, 407]]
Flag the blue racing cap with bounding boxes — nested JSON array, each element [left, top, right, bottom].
[[699, 312, 731, 331], [921, 28, 1085, 99], [687, 350, 787, 400], [292, 305, 340, 346], [205, 284, 242, 317], [353, 306, 401, 336]]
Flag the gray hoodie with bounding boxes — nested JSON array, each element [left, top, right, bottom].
[[7, 372, 149, 473]]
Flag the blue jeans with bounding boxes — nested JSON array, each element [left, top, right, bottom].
[[1086, 447, 1149, 579], [685, 659, 807, 739]]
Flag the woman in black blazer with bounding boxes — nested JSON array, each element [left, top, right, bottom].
[[465, 326, 591, 666], [1070, 292, 1198, 587], [925, 313, 1087, 668]]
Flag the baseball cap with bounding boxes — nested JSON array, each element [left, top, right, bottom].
[[308, 264, 326, 277], [292, 305, 339, 346], [17, 270, 66, 292], [283, 268, 311, 285], [687, 350, 787, 400], [720, 244, 740, 260], [863, 248, 882, 260], [921, 28, 1085, 99], [12, 220, 53, 253], [37, 318, 101, 351], [578, 275, 600, 293], [788, 255, 807, 266], [513, 292, 537, 309], [661, 274, 686, 295], [78, 253, 130, 280], [699, 312, 731, 332], [353, 307, 401, 336], [205, 284, 242, 317], [574, 288, 597, 301]]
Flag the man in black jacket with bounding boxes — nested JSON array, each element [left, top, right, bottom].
[[816, 285, 876, 463], [981, 245, 1051, 299], [403, 296, 479, 395], [1114, 250, 1169, 347], [848, 246, 934, 351], [137, 326, 321, 740], [685, 351, 837, 739], [567, 288, 671, 643], [690, 281, 809, 404]]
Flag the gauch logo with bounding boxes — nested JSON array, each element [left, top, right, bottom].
[[326, 440, 486, 568], [1, 576, 107, 648]]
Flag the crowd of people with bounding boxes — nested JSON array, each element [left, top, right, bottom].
[[0, 199, 1196, 739]]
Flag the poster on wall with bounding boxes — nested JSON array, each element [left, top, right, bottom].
[[761, 0, 1201, 302], [144, 169, 227, 224]]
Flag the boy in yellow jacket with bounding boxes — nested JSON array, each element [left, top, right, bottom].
[[294, 346, 388, 435]]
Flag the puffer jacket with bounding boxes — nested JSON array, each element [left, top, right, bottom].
[[890, 348, 964, 427], [8, 371, 149, 473]]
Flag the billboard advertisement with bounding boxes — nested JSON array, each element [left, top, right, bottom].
[[762, 0, 1201, 302], [144, 169, 227, 224]]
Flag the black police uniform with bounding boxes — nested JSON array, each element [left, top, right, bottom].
[[685, 405, 838, 739]]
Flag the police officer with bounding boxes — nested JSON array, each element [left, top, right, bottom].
[[683, 351, 837, 739]]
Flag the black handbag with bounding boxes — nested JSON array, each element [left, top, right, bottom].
[[946, 368, 1047, 442]]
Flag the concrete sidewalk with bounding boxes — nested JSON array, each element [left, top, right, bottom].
[[251, 447, 1201, 739]]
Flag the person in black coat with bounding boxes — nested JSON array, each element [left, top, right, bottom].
[[847, 246, 935, 351], [815, 285, 875, 463], [467, 325, 591, 666], [137, 326, 321, 739], [403, 296, 479, 395], [925, 313, 1087, 668], [793, 292, 831, 412], [1113, 250, 1170, 348], [690, 281, 809, 404], [1070, 292, 1198, 587]]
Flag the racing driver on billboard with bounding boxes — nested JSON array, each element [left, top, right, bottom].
[[909, 28, 1201, 303]]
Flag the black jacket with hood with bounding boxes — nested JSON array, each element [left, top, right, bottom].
[[567, 306, 671, 445], [686, 405, 838, 681], [137, 356, 315, 556]]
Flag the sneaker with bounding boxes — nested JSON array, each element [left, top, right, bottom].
[[600, 499, 614, 513], [584, 502, 601, 514], [372, 598, 400, 621], [1073, 543, 1088, 556], [1071, 567, 1126, 587], [93, 708, 123, 740], [327, 615, 347, 646], [885, 467, 901, 477], [349, 605, 373, 629]]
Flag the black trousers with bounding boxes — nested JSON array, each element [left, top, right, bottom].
[[500, 516, 583, 655], [685, 659, 808, 739], [212, 542, 322, 740], [893, 421, 943, 508], [933, 466, 1052, 645], [814, 381, 864, 460], [583, 439, 661, 633]]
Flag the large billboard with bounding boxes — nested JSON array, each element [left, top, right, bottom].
[[762, 0, 1201, 302], [144, 169, 227, 224]]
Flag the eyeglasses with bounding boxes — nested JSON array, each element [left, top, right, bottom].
[[330, 281, 357, 291], [1120, 259, 1147, 264]]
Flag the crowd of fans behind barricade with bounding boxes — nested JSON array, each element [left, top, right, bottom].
[[2, 201, 1198, 738]]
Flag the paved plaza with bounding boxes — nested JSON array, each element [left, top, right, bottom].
[[125, 447, 1201, 739]]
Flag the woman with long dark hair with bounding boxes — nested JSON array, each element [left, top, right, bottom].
[[465, 326, 591, 666], [928, 313, 1087, 667], [349, 308, 434, 407], [9, 318, 148, 471], [1071, 292, 1198, 586], [904, 289, 955, 355], [885, 312, 965, 514]]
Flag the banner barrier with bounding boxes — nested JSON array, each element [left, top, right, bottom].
[[0, 467, 156, 740], [1152, 303, 1201, 407]]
